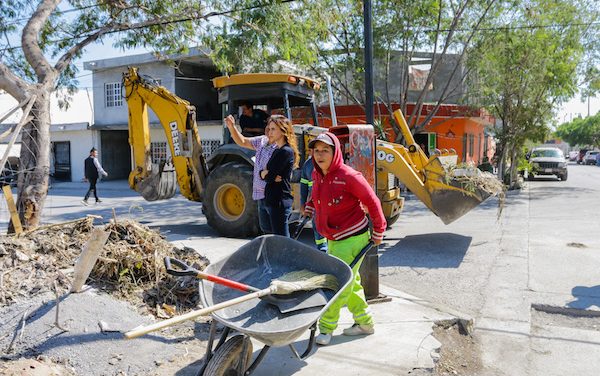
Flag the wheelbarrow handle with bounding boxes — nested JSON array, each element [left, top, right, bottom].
[[349, 241, 375, 268], [164, 257, 258, 293], [292, 216, 311, 240], [125, 286, 275, 339]]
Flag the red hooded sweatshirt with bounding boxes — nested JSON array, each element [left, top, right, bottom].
[[305, 132, 386, 243]]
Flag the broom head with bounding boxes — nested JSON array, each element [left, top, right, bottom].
[[270, 269, 339, 295]]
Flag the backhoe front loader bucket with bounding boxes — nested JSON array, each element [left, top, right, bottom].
[[135, 163, 177, 201], [377, 109, 500, 225], [422, 157, 492, 225]]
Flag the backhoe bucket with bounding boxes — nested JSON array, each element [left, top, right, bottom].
[[423, 157, 491, 225], [136, 163, 177, 201]]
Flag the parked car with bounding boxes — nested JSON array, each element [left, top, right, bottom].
[[577, 148, 589, 164], [568, 151, 579, 161], [583, 151, 599, 165], [528, 147, 568, 181]]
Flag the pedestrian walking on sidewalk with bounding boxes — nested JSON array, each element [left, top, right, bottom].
[[304, 132, 387, 346], [82, 147, 108, 205], [300, 152, 328, 251]]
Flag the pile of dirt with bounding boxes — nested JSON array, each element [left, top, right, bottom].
[[0, 216, 209, 316], [433, 323, 482, 376]]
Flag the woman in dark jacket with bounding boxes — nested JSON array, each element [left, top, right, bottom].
[[259, 115, 299, 237]]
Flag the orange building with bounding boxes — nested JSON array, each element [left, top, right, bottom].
[[309, 103, 496, 165]]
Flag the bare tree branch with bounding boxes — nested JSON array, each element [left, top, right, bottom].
[[0, 62, 29, 101]]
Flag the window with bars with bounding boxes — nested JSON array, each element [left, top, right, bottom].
[[149, 140, 220, 163], [201, 139, 221, 159], [105, 82, 123, 107], [150, 142, 168, 164]]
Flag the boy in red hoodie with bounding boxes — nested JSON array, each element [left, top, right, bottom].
[[304, 132, 386, 346]]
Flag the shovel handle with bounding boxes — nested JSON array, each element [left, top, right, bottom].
[[124, 287, 273, 339], [349, 241, 374, 268], [292, 216, 311, 240], [164, 257, 258, 293]]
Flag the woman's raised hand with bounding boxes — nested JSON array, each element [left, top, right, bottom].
[[224, 115, 235, 129]]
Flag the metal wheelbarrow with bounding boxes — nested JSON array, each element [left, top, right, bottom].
[[195, 234, 358, 376]]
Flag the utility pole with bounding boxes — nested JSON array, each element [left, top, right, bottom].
[[360, 0, 387, 302], [364, 0, 374, 126]]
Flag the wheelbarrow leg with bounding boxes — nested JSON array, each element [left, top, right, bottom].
[[287, 322, 317, 360], [197, 321, 231, 376], [237, 336, 251, 375], [245, 345, 271, 376]]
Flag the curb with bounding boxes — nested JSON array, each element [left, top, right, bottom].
[[532, 303, 600, 318], [379, 286, 475, 334]]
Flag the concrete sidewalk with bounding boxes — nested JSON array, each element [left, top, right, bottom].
[[244, 284, 458, 375]]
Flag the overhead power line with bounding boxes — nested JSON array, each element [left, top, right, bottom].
[[0, 0, 297, 53], [4, 2, 110, 26]]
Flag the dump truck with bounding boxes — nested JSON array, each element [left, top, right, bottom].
[[123, 67, 491, 238]]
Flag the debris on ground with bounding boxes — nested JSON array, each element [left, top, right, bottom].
[[0, 216, 209, 316], [446, 164, 506, 219], [0, 356, 77, 376], [432, 322, 483, 376]]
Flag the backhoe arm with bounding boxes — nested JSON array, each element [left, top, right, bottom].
[[376, 109, 491, 224], [123, 67, 209, 202]]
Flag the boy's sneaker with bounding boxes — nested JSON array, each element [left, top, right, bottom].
[[342, 324, 374, 336], [95, 199, 102, 204], [81, 200, 89, 206], [315, 332, 332, 346]]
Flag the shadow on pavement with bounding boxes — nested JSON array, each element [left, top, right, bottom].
[[567, 285, 600, 310], [379, 232, 471, 268]]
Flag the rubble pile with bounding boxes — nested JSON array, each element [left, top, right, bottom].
[[446, 164, 504, 197], [0, 217, 208, 316]]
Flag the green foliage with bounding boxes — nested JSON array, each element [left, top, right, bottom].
[[0, 1, 206, 91], [467, 0, 594, 184], [201, 0, 333, 73], [555, 112, 600, 147]]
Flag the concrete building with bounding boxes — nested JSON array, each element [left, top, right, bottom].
[[1, 90, 95, 182], [83, 48, 224, 180]]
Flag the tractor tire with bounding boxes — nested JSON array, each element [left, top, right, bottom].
[[385, 213, 401, 228], [203, 162, 260, 238], [203, 335, 253, 376]]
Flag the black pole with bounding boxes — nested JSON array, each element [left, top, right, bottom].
[[364, 0, 374, 125], [360, 0, 381, 301]]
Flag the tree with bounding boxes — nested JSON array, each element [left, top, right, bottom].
[[467, 0, 595, 187], [555, 113, 600, 147], [0, 0, 207, 231], [202, 0, 499, 141]]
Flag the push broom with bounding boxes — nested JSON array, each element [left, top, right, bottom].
[[124, 269, 338, 339]]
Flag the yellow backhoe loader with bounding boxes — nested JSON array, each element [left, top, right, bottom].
[[124, 67, 492, 238]]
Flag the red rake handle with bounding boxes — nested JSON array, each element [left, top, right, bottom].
[[164, 257, 259, 293]]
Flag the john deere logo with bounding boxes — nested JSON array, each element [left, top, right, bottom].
[[169, 121, 181, 156], [377, 150, 394, 163]]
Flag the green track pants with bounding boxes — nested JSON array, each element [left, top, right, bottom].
[[318, 231, 373, 334]]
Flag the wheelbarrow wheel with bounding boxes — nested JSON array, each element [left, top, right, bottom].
[[203, 335, 253, 376]]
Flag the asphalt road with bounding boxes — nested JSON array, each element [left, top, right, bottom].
[[380, 162, 600, 376]]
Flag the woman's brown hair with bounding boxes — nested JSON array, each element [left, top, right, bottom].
[[267, 115, 299, 168]]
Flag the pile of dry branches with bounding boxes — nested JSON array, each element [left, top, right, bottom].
[[0, 217, 208, 316]]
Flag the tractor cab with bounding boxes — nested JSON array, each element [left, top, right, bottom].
[[213, 73, 322, 139]]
